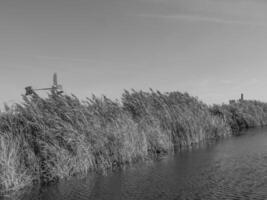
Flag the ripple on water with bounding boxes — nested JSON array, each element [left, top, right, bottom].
[[4, 127, 267, 200]]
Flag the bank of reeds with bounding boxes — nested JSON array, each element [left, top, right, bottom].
[[210, 100, 267, 134], [1, 90, 267, 193], [122, 90, 231, 150]]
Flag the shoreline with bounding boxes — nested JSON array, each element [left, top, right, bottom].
[[1, 90, 267, 194]]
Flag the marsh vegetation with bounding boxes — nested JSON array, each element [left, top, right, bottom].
[[1, 90, 267, 194]]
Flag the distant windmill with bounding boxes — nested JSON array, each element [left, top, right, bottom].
[[25, 73, 64, 96]]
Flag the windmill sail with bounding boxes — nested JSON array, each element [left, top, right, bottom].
[[53, 73, 58, 86], [25, 73, 63, 95]]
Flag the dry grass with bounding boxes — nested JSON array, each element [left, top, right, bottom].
[[0, 132, 36, 193], [1, 90, 267, 194]]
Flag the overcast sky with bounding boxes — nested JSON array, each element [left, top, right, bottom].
[[1, 0, 267, 105]]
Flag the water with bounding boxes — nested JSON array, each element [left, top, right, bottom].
[[10, 128, 267, 199]]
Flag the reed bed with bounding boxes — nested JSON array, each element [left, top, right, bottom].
[[210, 100, 267, 134], [1, 90, 267, 193]]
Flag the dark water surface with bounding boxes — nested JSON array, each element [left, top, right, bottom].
[[12, 128, 267, 199]]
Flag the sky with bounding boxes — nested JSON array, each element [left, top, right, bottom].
[[1, 0, 267, 105]]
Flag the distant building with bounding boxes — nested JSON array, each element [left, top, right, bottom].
[[229, 100, 235, 104], [239, 93, 244, 102], [229, 93, 244, 104]]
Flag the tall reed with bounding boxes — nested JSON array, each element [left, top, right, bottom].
[[1, 90, 267, 193]]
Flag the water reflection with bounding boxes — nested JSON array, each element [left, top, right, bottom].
[[5, 127, 267, 200]]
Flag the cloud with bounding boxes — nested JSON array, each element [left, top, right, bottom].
[[138, 13, 267, 27]]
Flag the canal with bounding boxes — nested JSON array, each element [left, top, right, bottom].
[[11, 127, 267, 200]]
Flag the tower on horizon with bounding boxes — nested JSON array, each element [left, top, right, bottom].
[[240, 93, 244, 101]]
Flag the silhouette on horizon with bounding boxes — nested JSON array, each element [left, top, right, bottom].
[[25, 73, 63, 96]]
